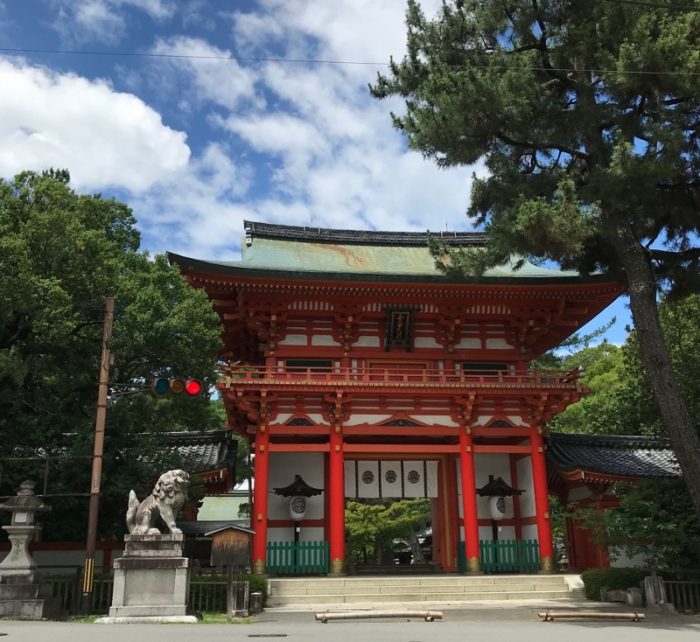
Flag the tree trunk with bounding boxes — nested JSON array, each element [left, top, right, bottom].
[[615, 226, 700, 523]]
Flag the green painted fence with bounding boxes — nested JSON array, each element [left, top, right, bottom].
[[457, 539, 540, 573], [267, 540, 329, 575]]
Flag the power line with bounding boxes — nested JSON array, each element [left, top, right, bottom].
[[0, 46, 382, 67], [1, 46, 699, 77]]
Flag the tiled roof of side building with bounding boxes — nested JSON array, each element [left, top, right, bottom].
[[243, 220, 487, 246], [163, 431, 237, 474], [546, 432, 680, 480]]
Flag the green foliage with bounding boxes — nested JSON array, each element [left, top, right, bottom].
[[580, 567, 650, 601], [190, 573, 268, 607], [345, 499, 431, 565], [236, 573, 267, 606], [550, 343, 647, 436], [374, 1, 699, 292], [0, 170, 223, 539], [374, 1, 700, 519], [573, 479, 700, 570], [549, 294, 700, 438], [625, 294, 700, 432]]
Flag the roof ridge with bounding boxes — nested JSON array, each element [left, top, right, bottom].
[[243, 220, 486, 247], [548, 431, 671, 449]]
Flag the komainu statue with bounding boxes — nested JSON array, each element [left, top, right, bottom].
[[125, 469, 190, 535]]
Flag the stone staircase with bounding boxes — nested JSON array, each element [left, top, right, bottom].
[[267, 574, 583, 608]]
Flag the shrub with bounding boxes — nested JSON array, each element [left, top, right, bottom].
[[580, 568, 649, 600], [237, 572, 268, 607]]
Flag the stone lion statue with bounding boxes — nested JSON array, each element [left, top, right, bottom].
[[125, 469, 190, 535]]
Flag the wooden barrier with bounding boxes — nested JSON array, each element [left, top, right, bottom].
[[538, 611, 644, 622], [316, 610, 443, 623]]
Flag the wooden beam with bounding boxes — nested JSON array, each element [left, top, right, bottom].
[[268, 443, 330, 452], [343, 444, 458, 454], [472, 444, 531, 454]]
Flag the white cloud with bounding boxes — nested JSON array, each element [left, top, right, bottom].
[[125, 0, 482, 259], [8, 1, 482, 261], [0, 59, 190, 192], [149, 36, 261, 111], [50, 0, 174, 45]]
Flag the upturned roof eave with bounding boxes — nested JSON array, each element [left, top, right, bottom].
[[167, 251, 623, 288]]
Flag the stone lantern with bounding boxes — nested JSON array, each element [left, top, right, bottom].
[[0, 480, 56, 619], [0, 480, 50, 578]]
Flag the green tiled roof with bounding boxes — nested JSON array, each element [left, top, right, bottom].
[[184, 221, 583, 280]]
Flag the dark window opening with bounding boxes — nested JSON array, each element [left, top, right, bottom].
[[286, 359, 333, 372], [459, 362, 508, 372]]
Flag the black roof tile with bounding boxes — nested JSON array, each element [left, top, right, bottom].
[[243, 220, 486, 247], [546, 432, 680, 479]]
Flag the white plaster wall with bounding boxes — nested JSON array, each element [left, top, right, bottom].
[[344, 414, 391, 426], [494, 525, 516, 540], [478, 526, 493, 540], [516, 457, 536, 518], [418, 415, 460, 427], [268, 452, 325, 520], [414, 337, 441, 348], [609, 548, 651, 568], [268, 526, 324, 543], [0, 548, 114, 572], [521, 524, 538, 540], [278, 334, 307, 345], [270, 413, 325, 425], [455, 338, 481, 349], [474, 454, 512, 519], [355, 336, 380, 347], [567, 486, 597, 501], [311, 335, 339, 346], [485, 338, 513, 349]]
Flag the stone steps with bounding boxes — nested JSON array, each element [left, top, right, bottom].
[[266, 574, 582, 607]]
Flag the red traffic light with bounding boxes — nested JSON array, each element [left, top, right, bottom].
[[185, 379, 202, 396], [151, 377, 203, 397]]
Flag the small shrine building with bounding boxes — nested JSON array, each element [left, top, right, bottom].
[[169, 221, 623, 575]]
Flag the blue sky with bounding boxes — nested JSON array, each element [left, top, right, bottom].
[[0, 0, 630, 344]]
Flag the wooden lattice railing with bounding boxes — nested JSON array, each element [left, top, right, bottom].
[[220, 365, 582, 391]]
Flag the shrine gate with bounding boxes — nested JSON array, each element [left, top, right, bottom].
[[170, 221, 622, 575]]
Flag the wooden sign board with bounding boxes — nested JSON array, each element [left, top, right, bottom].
[[206, 525, 254, 568]]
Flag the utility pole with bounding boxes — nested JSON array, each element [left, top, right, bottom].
[[80, 296, 114, 613]]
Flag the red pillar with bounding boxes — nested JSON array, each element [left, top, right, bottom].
[[458, 429, 481, 573], [530, 429, 554, 572], [328, 424, 345, 574], [252, 426, 269, 574]]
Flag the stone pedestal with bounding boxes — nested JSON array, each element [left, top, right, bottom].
[[97, 533, 197, 624], [0, 524, 40, 578], [0, 574, 60, 620]]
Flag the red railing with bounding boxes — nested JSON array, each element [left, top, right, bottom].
[[218, 365, 582, 391]]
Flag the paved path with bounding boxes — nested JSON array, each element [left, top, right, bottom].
[[1, 605, 699, 642]]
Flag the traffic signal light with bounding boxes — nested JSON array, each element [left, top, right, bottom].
[[150, 377, 203, 397]]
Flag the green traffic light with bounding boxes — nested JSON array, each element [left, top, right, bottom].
[[151, 377, 170, 396]]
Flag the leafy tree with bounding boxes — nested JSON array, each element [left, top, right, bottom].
[[372, 1, 700, 518], [344, 499, 431, 565], [549, 342, 647, 436], [572, 479, 700, 569], [625, 294, 700, 433], [0, 170, 222, 538]]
